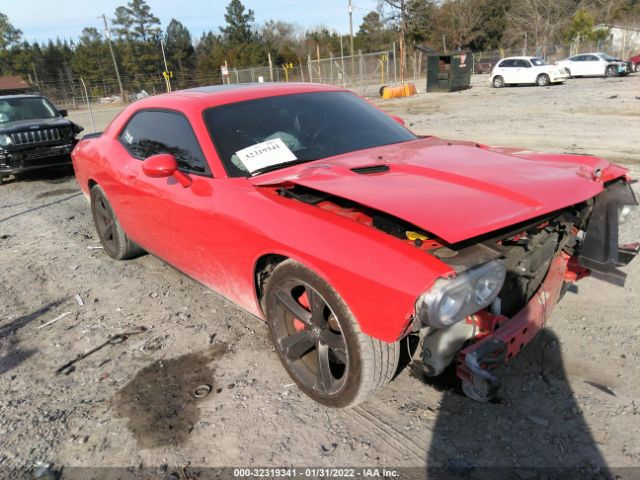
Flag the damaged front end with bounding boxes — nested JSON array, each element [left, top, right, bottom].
[[418, 180, 639, 401], [268, 175, 638, 402]]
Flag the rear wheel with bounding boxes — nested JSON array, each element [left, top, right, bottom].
[[265, 260, 399, 408], [492, 76, 504, 88], [537, 73, 550, 87], [90, 184, 143, 260], [635, 63, 640, 73]]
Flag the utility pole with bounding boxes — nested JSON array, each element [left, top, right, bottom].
[[348, 0, 355, 78], [102, 14, 124, 98]]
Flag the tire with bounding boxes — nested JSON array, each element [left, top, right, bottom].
[[606, 66, 616, 77], [537, 73, 550, 87], [492, 76, 504, 88], [635, 63, 640, 73], [565, 68, 572, 78], [90, 184, 143, 260], [265, 259, 399, 408]]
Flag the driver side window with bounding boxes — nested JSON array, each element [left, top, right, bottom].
[[120, 110, 210, 176]]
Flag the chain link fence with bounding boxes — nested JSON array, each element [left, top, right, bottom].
[[28, 38, 627, 111], [224, 50, 427, 98]]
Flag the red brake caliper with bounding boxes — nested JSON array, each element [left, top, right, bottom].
[[293, 291, 309, 332]]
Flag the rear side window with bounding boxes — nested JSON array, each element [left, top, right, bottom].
[[514, 59, 531, 67], [120, 110, 209, 175], [498, 59, 514, 68]]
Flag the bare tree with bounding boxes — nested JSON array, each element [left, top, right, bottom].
[[379, 0, 434, 82], [442, 0, 484, 51], [507, 0, 579, 56]]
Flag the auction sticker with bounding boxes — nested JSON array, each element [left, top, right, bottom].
[[235, 138, 297, 173]]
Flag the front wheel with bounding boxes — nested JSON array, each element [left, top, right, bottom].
[[492, 76, 504, 88], [606, 66, 616, 77], [537, 74, 550, 87], [635, 63, 640, 73], [265, 260, 399, 408], [90, 184, 143, 260]]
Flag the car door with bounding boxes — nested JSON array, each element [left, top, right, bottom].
[[114, 109, 224, 273], [567, 55, 584, 76], [109, 107, 278, 313], [496, 59, 515, 83], [515, 59, 534, 83], [582, 55, 602, 76]]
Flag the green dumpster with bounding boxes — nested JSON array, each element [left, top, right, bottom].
[[425, 52, 473, 93]]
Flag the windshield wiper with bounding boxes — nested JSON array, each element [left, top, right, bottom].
[[250, 158, 312, 177]]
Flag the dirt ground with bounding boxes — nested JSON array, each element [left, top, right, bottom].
[[1, 74, 640, 479]]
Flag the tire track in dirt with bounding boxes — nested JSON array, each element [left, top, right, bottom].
[[351, 405, 426, 462]]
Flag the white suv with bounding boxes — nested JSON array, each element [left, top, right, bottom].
[[490, 56, 569, 88]]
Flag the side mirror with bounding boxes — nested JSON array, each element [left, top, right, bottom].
[[142, 153, 192, 188], [59, 109, 68, 117], [390, 114, 406, 126]]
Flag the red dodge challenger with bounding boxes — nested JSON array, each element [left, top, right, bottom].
[[72, 83, 638, 406]]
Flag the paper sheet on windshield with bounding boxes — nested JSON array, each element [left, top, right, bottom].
[[235, 138, 297, 174]]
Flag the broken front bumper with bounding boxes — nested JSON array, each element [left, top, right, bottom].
[[0, 143, 74, 176], [456, 246, 639, 401], [430, 180, 639, 401], [455, 254, 570, 401]]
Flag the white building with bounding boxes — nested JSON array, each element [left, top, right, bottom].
[[593, 24, 640, 58]]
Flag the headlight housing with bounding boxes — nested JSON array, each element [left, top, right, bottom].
[[416, 260, 507, 329], [0, 134, 12, 146], [619, 204, 636, 224]]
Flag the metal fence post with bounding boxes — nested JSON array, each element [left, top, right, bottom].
[[330, 52, 334, 84], [299, 58, 305, 82], [79, 78, 96, 133], [393, 42, 397, 84], [308, 55, 313, 83], [386, 52, 390, 85]]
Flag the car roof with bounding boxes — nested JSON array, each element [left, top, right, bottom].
[[499, 56, 543, 61], [133, 82, 345, 109], [0, 94, 44, 100]]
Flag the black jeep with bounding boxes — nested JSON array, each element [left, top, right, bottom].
[[0, 94, 83, 182]]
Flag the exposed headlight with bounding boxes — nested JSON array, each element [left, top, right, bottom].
[[0, 134, 12, 146], [416, 260, 507, 329], [619, 204, 636, 224]]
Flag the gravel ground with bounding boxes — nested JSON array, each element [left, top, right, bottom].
[[1, 74, 639, 479]]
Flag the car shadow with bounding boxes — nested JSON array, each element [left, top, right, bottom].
[[19, 165, 75, 184], [416, 329, 611, 479], [1, 165, 75, 185]]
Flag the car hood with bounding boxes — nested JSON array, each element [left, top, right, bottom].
[[251, 138, 623, 244], [0, 117, 72, 134]]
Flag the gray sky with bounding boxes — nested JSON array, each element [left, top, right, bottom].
[[2, 0, 379, 44]]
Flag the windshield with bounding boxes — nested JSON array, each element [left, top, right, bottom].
[[531, 58, 547, 66], [203, 91, 417, 177], [599, 53, 617, 61], [0, 97, 59, 123]]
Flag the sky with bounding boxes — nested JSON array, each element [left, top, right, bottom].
[[2, 0, 380, 44]]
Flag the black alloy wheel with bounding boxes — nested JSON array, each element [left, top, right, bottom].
[[90, 184, 143, 260], [270, 279, 349, 397], [265, 260, 399, 407]]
